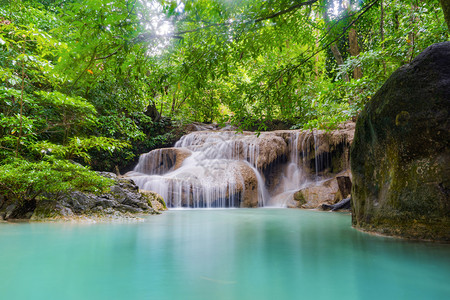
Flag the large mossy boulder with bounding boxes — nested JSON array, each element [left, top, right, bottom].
[[350, 42, 450, 241]]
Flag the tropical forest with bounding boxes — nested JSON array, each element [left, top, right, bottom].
[[0, 0, 449, 299]]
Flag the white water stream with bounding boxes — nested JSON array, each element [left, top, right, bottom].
[[127, 130, 321, 208]]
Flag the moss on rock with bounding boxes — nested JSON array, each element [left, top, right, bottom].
[[350, 42, 450, 241], [140, 190, 167, 212]]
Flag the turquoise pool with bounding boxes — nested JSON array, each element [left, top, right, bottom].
[[0, 209, 448, 299]]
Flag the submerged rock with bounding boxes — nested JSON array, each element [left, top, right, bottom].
[[351, 42, 450, 241]]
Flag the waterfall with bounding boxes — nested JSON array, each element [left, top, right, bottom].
[[126, 127, 347, 208], [127, 131, 272, 208], [174, 131, 262, 169], [266, 132, 308, 207]]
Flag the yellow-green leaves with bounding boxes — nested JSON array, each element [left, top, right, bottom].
[[30, 137, 130, 163], [0, 158, 114, 203]]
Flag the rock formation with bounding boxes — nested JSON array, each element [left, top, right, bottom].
[[128, 158, 261, 208], [351, 42, 450, 240], [0, 173, 165, 221], [271, 124, 354, 209], [286, 170, 352, 210], [133, 148, 192, 175], [272, 121, 354, 177], [175, 130, 289, 170], [128, 124, 355, 209]]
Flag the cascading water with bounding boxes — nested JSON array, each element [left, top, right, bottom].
[[127, 131, 273, 208], [266, 132, 309, 207], [126, 129, 336, 208]]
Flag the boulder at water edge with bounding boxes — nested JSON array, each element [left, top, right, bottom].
[[0, 173, 165, 221], [351, 42, 450, 241], [287, 171, 352, 209]]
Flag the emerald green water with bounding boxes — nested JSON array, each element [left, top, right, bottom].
[[0, 209, 449, 300]]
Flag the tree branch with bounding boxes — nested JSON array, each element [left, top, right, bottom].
[[70, 46, 98, 91], [95, 45, 124, 60], [174, 0, 319, 36], [176, 21, 232, 35], [254, 0, 319, 23], [269, 0, 380, 87]]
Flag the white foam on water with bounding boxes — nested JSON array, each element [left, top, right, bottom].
[[127, 130, 321, 208]]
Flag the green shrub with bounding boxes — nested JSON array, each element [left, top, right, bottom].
[[0, 158, 113, 203]]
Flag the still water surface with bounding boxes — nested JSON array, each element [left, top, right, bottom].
[[0, 209, 449, 300]]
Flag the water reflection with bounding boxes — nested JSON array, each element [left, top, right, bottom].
[[0, 209, 449, 300]]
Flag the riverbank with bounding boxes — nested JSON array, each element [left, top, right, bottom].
[[0, 173, 166, 222]]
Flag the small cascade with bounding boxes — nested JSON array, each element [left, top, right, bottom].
[[126, 124, 354, 209], [133, 148, 190, 175], [313, 130, 320, 181], [267, 132, 308, 207], [129, 155, 244, 208], [127, 131, 272, 208], [174, 131, 262, 169]]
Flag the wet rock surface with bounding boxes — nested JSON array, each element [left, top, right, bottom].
[[140, 190, 167, 211], [322, 197, 351, 211], [287, 171, 352, 210], [272, 122, 354, 176], [128, 160, 260, 208], [133, 148, 192, 175], [290, 178, 339, 209], [351, 42, 450, 241], [128, 124, 355, 208], [175, 130, 289, 170]]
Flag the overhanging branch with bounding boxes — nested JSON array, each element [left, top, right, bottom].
[[254, 0, 319, 23], [173, 0, 319, 36], [268, 0, 380, 88]]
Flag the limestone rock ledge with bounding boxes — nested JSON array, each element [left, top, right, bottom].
[[0, 173, 166, 222]]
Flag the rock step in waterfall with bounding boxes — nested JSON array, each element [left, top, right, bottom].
[[125, 122, 355, 208]]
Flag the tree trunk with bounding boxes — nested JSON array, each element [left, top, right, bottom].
[[439, 0, 450, 33], [171, 94, 177, 116], [323, 9, 349, 82], [145, 100, 161, 122], [330, 44, 344, 66], [330, 44, 349, 82], [348, 27, 362, 79], [16, 42, 26, 157], [315, 36, 320, 80]]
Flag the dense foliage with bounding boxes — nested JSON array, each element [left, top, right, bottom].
[[0, 158, 113, 203], [156, 0, 447, 129], [0, 0, 448, 204]]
